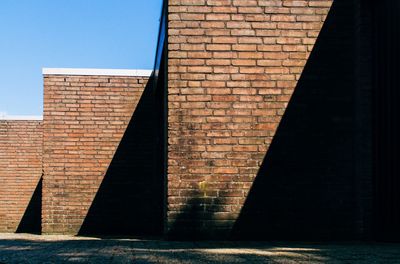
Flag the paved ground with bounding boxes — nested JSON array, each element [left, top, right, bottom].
[[0, 234, 399, 263]]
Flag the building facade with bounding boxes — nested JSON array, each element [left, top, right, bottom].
[[0, 0, 399, 241]]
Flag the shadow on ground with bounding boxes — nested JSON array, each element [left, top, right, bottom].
[[0, 235, 400, 263]]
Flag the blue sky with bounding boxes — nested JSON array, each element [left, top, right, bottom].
[[0, 0, 163, 116]]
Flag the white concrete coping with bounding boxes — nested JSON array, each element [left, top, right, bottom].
[[0, 115, 43, 121], [42, 68, 153, 77]]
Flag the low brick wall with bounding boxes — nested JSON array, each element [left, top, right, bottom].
[[42, 74, 162, 235], [0, 120, 43, 233]]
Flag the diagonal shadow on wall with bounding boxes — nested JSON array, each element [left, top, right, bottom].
[[231, 0, 362, 240], [78, 79, 164, 237], [16, 177, 42, 234]]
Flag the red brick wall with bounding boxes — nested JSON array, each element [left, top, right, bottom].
[[0, 0, 373, 239], [167, 0, 356, 238], [42, 75, 151, 234], [0, 120, 43, 232], [354, 0, 373, 238]]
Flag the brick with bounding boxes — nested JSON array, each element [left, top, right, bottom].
[[168, 0, 333, 238], [0, 121, 42, 232], [206, 14, 230, 20], [42, 75, 151, 235]]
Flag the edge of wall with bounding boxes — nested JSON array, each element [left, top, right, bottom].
[[0, 116, 43, 120], [42, 68, 153, 77]]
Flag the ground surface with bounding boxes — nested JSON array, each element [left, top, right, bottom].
[[0, 234, 399, 263]]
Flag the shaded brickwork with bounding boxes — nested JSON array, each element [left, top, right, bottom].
[[232, 0, 368, 240], [78, 78, 164, 236], [353, 0, 373, 239], [167, 0, 373, 239], [372, 0, 400, 242], [0, 121, 43, 233], [42, 75, 162, 235]]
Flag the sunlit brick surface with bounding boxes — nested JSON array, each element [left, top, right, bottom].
[[42, 75, 149, 234], [0, 121, 42, 232], [167, 0, 333, 236]]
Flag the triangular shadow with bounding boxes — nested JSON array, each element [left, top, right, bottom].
[[16, 177, 42, 234], [232, 0, 360, 240], [78, 79, 164, 237]]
